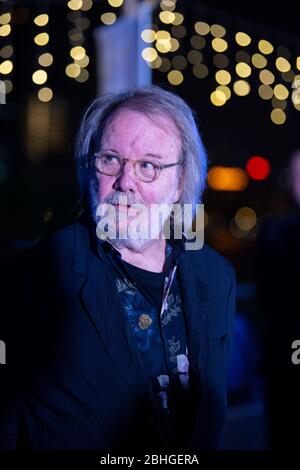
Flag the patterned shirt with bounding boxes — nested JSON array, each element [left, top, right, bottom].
[[98, 237, 195, 448]]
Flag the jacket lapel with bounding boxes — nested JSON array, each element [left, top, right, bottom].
[[177, 252, 210, 383], [71, 222, 152, 400]]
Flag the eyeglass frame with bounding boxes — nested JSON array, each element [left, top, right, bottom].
[[93, 151, 185, 183]]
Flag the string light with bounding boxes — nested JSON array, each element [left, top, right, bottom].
[[167, 69, 184, 85], [67, 1, 91, 83], [0, 4, 13, 98]]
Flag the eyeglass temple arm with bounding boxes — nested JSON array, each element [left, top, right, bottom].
[[159, 160, 184, 169]]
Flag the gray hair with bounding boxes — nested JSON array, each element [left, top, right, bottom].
[[75, 85, 207, 218]]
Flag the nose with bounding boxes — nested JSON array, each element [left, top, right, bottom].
[[112, 160, 138, 193]]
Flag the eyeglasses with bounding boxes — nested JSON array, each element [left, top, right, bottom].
[[94, 152, 184, 183]]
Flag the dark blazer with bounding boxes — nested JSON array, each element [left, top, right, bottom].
[[0, 220, 235, 451]]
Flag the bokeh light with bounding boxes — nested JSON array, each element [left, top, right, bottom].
[[246, 156, 271, 180], [235, 207, 257, 231], [208, 167, 249, 191]]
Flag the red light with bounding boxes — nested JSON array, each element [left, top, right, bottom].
[[246, 156, 271, 181]]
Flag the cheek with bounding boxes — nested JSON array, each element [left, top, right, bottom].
[[141, 174, 179, 204], [97, 175, 115, 202]]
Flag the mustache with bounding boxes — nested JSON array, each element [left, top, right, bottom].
[[104, 191, 145, 206]]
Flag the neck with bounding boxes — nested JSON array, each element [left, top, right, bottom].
[[114, 238, 166, 272]]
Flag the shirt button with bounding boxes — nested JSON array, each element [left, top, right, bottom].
[[138, 314, 152, 329]]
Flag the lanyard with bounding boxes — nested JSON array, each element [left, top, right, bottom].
[[160, 265, 177, 318]]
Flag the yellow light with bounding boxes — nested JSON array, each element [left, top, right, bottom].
[[208, 167, 249, 191], [194, 21, 210, 35], [210, 90, 226, 106], [271, 108, 286, 125], [258, 39, 273, 55], [187, 50, 203, 65], [0, 60, 13, 74], [297, 57, 300, 71], [172, 13, 184, 25], [236, 62, 251, 78], [0, 13, 11, 25], [65, 63, 81, 78], [32, 69, 48, 84], [75, 68, 89, 83], [38, 53, 53, 67], [159, 11, 175, 24], [141, 29, 156, 43], [34, 33, 49, 46], [172, 55, 187, 70], [193, 63, 208, 79], [0, 25, 11, 36], [273, 84, 289, 100], [212, 38, 228, 52], [142, 47, 158, 62], [75, 55, 89, 68], [68, 0, 83, 11], [276, 57, 291, 72], [108, 0, 123, 6], [259, 69, 274, 85], [156, 30, 170, 40], [210, 24, 226, 38], [0, 45, 13, 58], [101, 13, 116, 25], [70, 46, 86, 60], [38, 87, 53, 102], [169, 38, 180, 52], [258, 84, 273, 100], [81, 0, 93, 11], [216, 85, 231, 100], [156, 39, 171, 53], [34, 14, 49, 27], [213, 54, 229, 68], [171, 25, 186, 38], [233, 80, 250, 96], [252, 53, 267, 68], [294, 101, 300, 111], [235, 32, 251, 47], [235, 207, 257, 231], [160, 0, 175, 11], [215, 70, 231, 85], [167, 70, 184, 85], [190, 35, 206, 49]]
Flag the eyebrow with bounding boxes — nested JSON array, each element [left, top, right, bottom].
[[100, 148, 163, 160]]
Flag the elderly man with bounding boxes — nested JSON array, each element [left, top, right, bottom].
[[0, 85, 235, 452]]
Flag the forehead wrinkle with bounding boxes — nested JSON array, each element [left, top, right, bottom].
[[101, 109, 181, 159]]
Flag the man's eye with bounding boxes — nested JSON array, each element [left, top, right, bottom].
[[140, 160, 156, 170], [102, 155, 119, 164]]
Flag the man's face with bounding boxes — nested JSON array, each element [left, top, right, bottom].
[[290, 153, 300, 206], [95, 108, 182, 250]]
